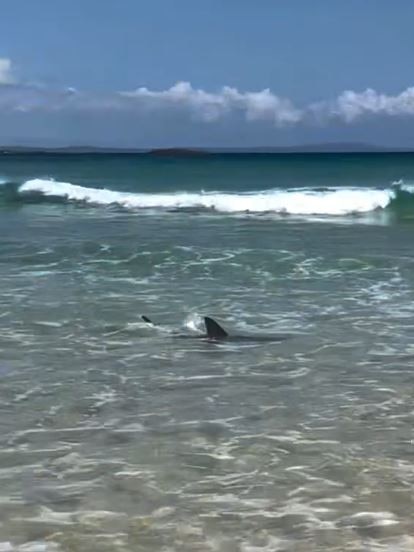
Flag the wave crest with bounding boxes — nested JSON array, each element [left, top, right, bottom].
[[17, 178, 399, 216]]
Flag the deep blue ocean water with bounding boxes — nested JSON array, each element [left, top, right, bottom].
[[1, 153, 414, 551]]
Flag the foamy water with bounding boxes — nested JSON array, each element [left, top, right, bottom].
[[19, 178, 394, 215]]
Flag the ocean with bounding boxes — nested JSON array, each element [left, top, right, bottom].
[[1, 152, 414, 551]]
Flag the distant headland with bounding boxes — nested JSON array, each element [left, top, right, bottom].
[[0, 143, 413, 155]]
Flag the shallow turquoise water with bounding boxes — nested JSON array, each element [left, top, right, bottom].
[[1, 153, 414, 551]]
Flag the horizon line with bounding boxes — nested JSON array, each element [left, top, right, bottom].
[[1, 142, 414, 154]]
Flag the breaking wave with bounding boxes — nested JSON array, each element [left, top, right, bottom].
[[4, 177, 414, 217]]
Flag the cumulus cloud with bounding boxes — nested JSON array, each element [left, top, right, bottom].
[[325, 87, 414, 122], [116, 82, 414, 124], [121, 81, 228, 121], [121, 81, 302, 125], [0, 58, 15, 85], [2, 59, 414, 128]]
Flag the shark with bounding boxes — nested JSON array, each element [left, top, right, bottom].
[[141, 315, 288, 343]]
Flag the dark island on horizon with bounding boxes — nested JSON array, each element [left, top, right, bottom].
[[1, 142, 414, 155]]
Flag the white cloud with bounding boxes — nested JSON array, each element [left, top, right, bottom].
[[118, 82, 414, 124], [315, 87, 414, 122], [2, 63, 414, 128], [223, 86, 302, 124], [121, 81, 302, 125], [122, 81, 228, 121], [0, 58, 15, 85]]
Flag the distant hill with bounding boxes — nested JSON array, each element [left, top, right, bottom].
[[0, 145, 146, 154], [147, 148, 209, 156], [208, 142, 414, 153], [0, 143, 413, 155]]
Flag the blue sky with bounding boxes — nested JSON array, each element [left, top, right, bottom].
[[1, 0, 414, 147]]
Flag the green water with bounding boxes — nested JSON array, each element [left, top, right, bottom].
[[2, 152, 414, 192], [1, 153, 414, 551]]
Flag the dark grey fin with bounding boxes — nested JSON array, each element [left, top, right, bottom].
[[204, 316, 228, 339], [142, 315, 155, 325]]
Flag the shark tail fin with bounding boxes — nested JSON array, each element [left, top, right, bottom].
[[204, 316, 228, 339]]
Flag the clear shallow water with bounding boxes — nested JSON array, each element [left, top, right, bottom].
[[1, 154, 414, 551]]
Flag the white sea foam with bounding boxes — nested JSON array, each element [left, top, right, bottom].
[[338, 510, 399, 528], [0, 541, 61, 552], [19, 178, 395, 215], [183, 313, 205, 333]]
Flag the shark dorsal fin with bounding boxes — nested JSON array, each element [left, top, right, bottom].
[[142, 315, 155, 325], [204, 316, 228, 339]]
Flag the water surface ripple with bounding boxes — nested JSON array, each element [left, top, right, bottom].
[[1, 206, 414, 551]]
